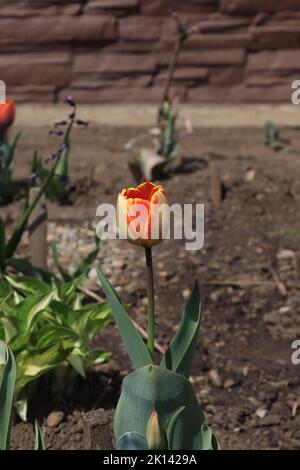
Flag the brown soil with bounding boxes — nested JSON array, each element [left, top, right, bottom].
[[5, 121, 300, 450]]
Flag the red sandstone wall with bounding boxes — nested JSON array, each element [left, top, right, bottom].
[[1, 0, 300, 103]]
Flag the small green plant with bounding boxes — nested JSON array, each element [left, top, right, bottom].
[[264, 121, 286, 151], [0, 341, 45, 449], [0, 274, 111, 419], [31, 97, 88, 203], [0, 99, 87, 276], [97, 182, 219, 450], [139, 99, 179, 180]]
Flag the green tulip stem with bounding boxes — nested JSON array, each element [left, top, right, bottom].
[[145, 246, 155, 358]]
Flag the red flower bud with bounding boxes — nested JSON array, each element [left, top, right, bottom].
[[0, 99, 16, 129]]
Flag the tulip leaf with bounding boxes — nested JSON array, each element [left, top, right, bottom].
[[160, 281, 202, 378], [117, 432, 149, 450], [34, 420, 46, 450], [114, 365, 205, 450], [96, 267, 153, 369], [0, 341, 16, 450], [6, 132, 21, 169], [4, 151, 63, 263], [165, 405, 185, 449], [199, 423, 221, 450]]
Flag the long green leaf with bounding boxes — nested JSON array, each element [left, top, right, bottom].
[[165, 406, 185, 449], [6, 275, 51, 296], [30, 325, 79, 350], [160, 281, 202, 378], [34, 420, 46, 450], [0, 341, 16, 449], [15, 343, 71, 395], [16, 292, 54, 331], [96, 267, 152, 369], [8, 258, 55, 284], [6, 132, 21, 169], [51, 241, 71, 282], [117, 432, 148, 450], [5, 151, 63, 262]]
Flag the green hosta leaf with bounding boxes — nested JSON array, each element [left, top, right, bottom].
[[47, 300, 73, 326], [30, 325, 80, 350], [16, 397, 28, 422], [0, 276, 12, 301], [15, 343, 71, 395], [97, 267, 152, 369], [0, 316, 21, 342], [85, 348, 110, 366], [6, 275, 52, 296], [56, 276, 84, 305], [117, 432, 149, 450], [83, 302, 112, 341], [0, 341, 16, 450], [34, 420, 46, 450], [160, 281, 202, 378], [16, 292, 55, 331]]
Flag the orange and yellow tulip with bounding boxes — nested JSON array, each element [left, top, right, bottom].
[[117, 181, 168, 247]]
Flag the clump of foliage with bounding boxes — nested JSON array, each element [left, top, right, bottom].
[[0, 274, 111, 420], [0, 97, 111, 433], [0, 98, 90, 276], [139, 99, 179, 181]]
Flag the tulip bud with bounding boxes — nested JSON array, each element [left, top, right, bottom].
[[0, 99, 15, 129], [146, 411, 167, 450], [117, 182, 168, 247]]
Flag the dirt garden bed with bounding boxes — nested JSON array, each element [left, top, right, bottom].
[[4, 119, 300, 450]]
